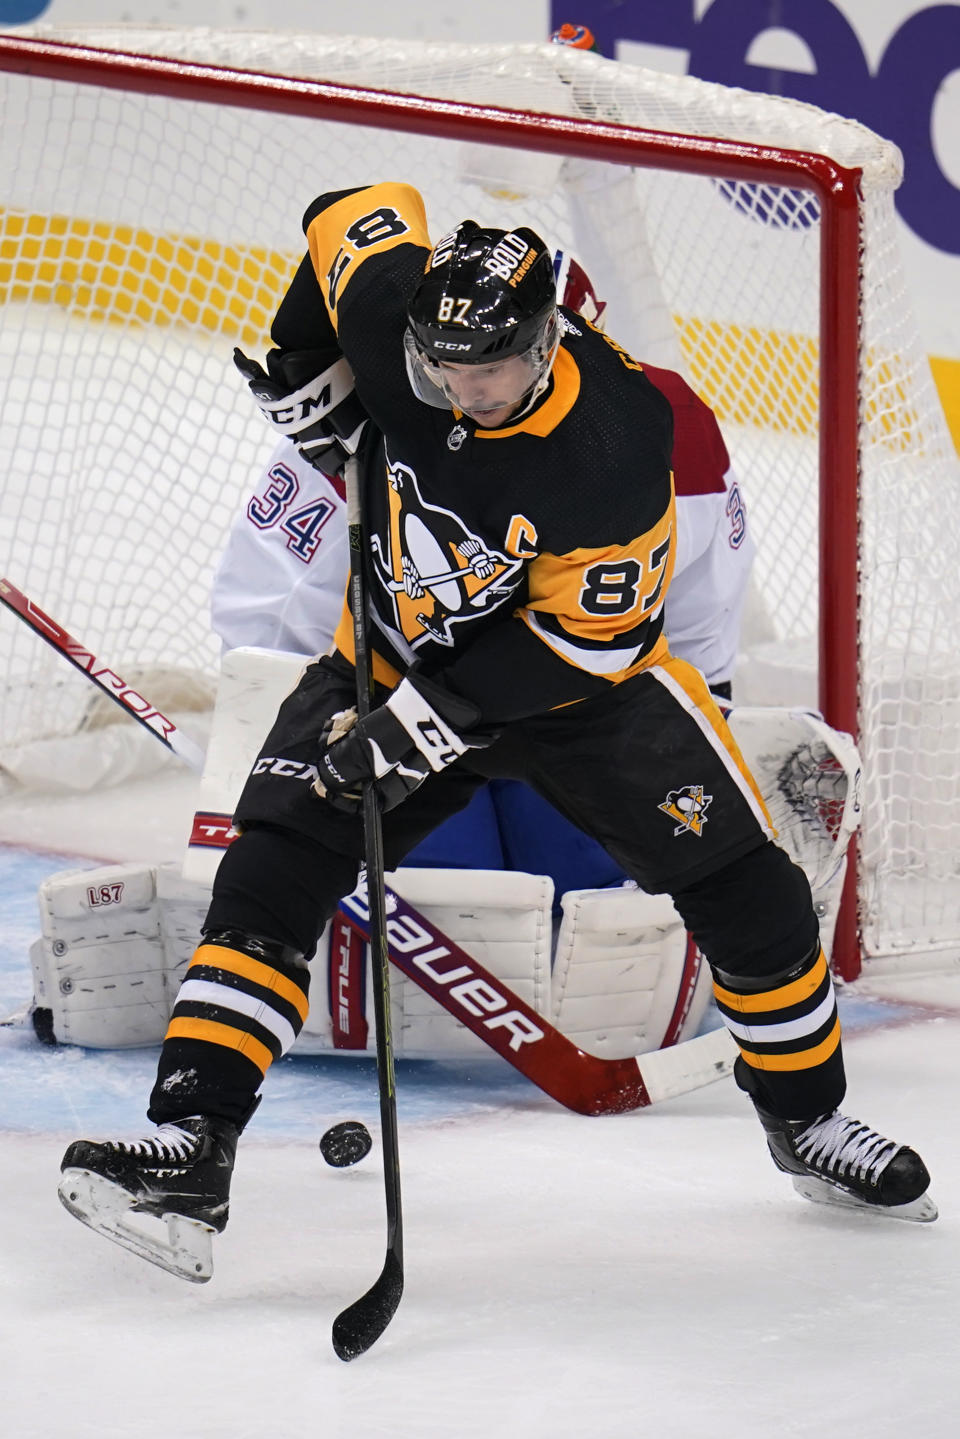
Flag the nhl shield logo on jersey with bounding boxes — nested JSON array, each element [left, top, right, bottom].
[[371, 455, 524, 648], [658, 784, 713, 837]]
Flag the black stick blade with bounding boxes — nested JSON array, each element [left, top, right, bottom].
[[332, 1251, 404, 1361]]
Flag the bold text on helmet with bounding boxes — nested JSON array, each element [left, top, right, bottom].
[[430, 229, 458, 268], [483, 233, 532, 282]]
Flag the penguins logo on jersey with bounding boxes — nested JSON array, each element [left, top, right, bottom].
[[371, 456, 523, 648], [658, 784, 713, 837]]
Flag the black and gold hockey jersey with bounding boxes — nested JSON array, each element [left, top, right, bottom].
[[277, 181, 676, 725]]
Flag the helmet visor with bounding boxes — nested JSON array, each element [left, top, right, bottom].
[[403, 311, 559, 421]]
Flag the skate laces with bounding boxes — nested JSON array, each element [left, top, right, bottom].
[[106, 1122, 201, 1163], [793, 1111, 900, 1183]]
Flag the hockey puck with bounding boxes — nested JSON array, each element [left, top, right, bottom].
[[320, 1120, 373, 1168]]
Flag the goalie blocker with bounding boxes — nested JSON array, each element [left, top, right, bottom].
[[23, 648, 859, 1062]]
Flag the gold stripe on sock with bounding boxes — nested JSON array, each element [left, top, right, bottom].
[[189, 945, 309, 1023], [713, 949, 828, 1015], [165, 1016, 274, 1078], [735, 1016, 842, 1073]]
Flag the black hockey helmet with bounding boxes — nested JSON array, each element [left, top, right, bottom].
[[404, 220, 559, 414]]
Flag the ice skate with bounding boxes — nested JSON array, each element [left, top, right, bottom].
[[754, 1104, 937, 1222], [58, 1115, 242, 1281]]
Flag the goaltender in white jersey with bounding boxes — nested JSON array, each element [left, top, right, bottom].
[[27, 256, 861, 1069], [29, 246, 861, 1079], [21, 34, 861, 1102]]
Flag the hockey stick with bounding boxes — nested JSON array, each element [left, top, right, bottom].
[[0, 579, 206, 771], [2, 574, 737, 1114], [335, 879, 733, 1113], [329, 455, 404, 1363], [384, 557, 489, 590]]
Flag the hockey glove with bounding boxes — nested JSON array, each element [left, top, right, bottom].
[[313, 674, 495, 814], [233, 347, 369, 477]]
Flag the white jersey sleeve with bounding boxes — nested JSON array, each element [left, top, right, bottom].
[[666, 469, 753, 689], [210, 440, 349, 657], [641, 366, 754, 691]]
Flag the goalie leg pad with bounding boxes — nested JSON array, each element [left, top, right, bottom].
[[31, 862, 190, 1048], [551, 886, 711, 1058]]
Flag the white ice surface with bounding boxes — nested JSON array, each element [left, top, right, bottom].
[[2, 771, 959, 1438]]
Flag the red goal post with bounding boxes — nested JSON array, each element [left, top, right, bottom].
[[0, 28, 956, 981]]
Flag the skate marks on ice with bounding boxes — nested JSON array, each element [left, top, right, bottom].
[[3, 1071, 959, 1439], [1, 833, 957, 1434]]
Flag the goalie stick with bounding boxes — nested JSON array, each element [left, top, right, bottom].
[[1, 574, 737, 1116], [0, 579, 206, 771], [338, 880, 729, 1113]]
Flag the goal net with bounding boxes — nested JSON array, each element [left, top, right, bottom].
[[1, 26, 958, 979]]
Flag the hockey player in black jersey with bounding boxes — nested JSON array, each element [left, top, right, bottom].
[[58, 183, 935, 1282]]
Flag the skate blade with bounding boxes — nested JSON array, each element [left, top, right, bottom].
[[58, 1168, 216, 1281], [791, 1174, 939, 1223]]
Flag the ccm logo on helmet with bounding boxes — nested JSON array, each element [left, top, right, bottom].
[[483, 232, 533, 284], [433, 340, 473, 351]]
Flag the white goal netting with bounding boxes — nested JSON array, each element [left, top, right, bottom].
[[1, 26, 959, 974]]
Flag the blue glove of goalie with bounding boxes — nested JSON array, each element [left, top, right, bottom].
[[233, 346, 369, 477], [313, 674, 496, 814]]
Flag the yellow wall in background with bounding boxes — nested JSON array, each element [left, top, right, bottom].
[[930, 357, 960, 456], [5, 206, 960, 458]]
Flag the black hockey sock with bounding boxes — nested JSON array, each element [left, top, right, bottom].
[[148, 931, 310, 1126], [716, 947, 847, 1120]]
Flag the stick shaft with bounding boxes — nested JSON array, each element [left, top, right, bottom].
[[345, 455, 404, 1263], [0, 578, 206, 771], [330, 453, 404, 1360]]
